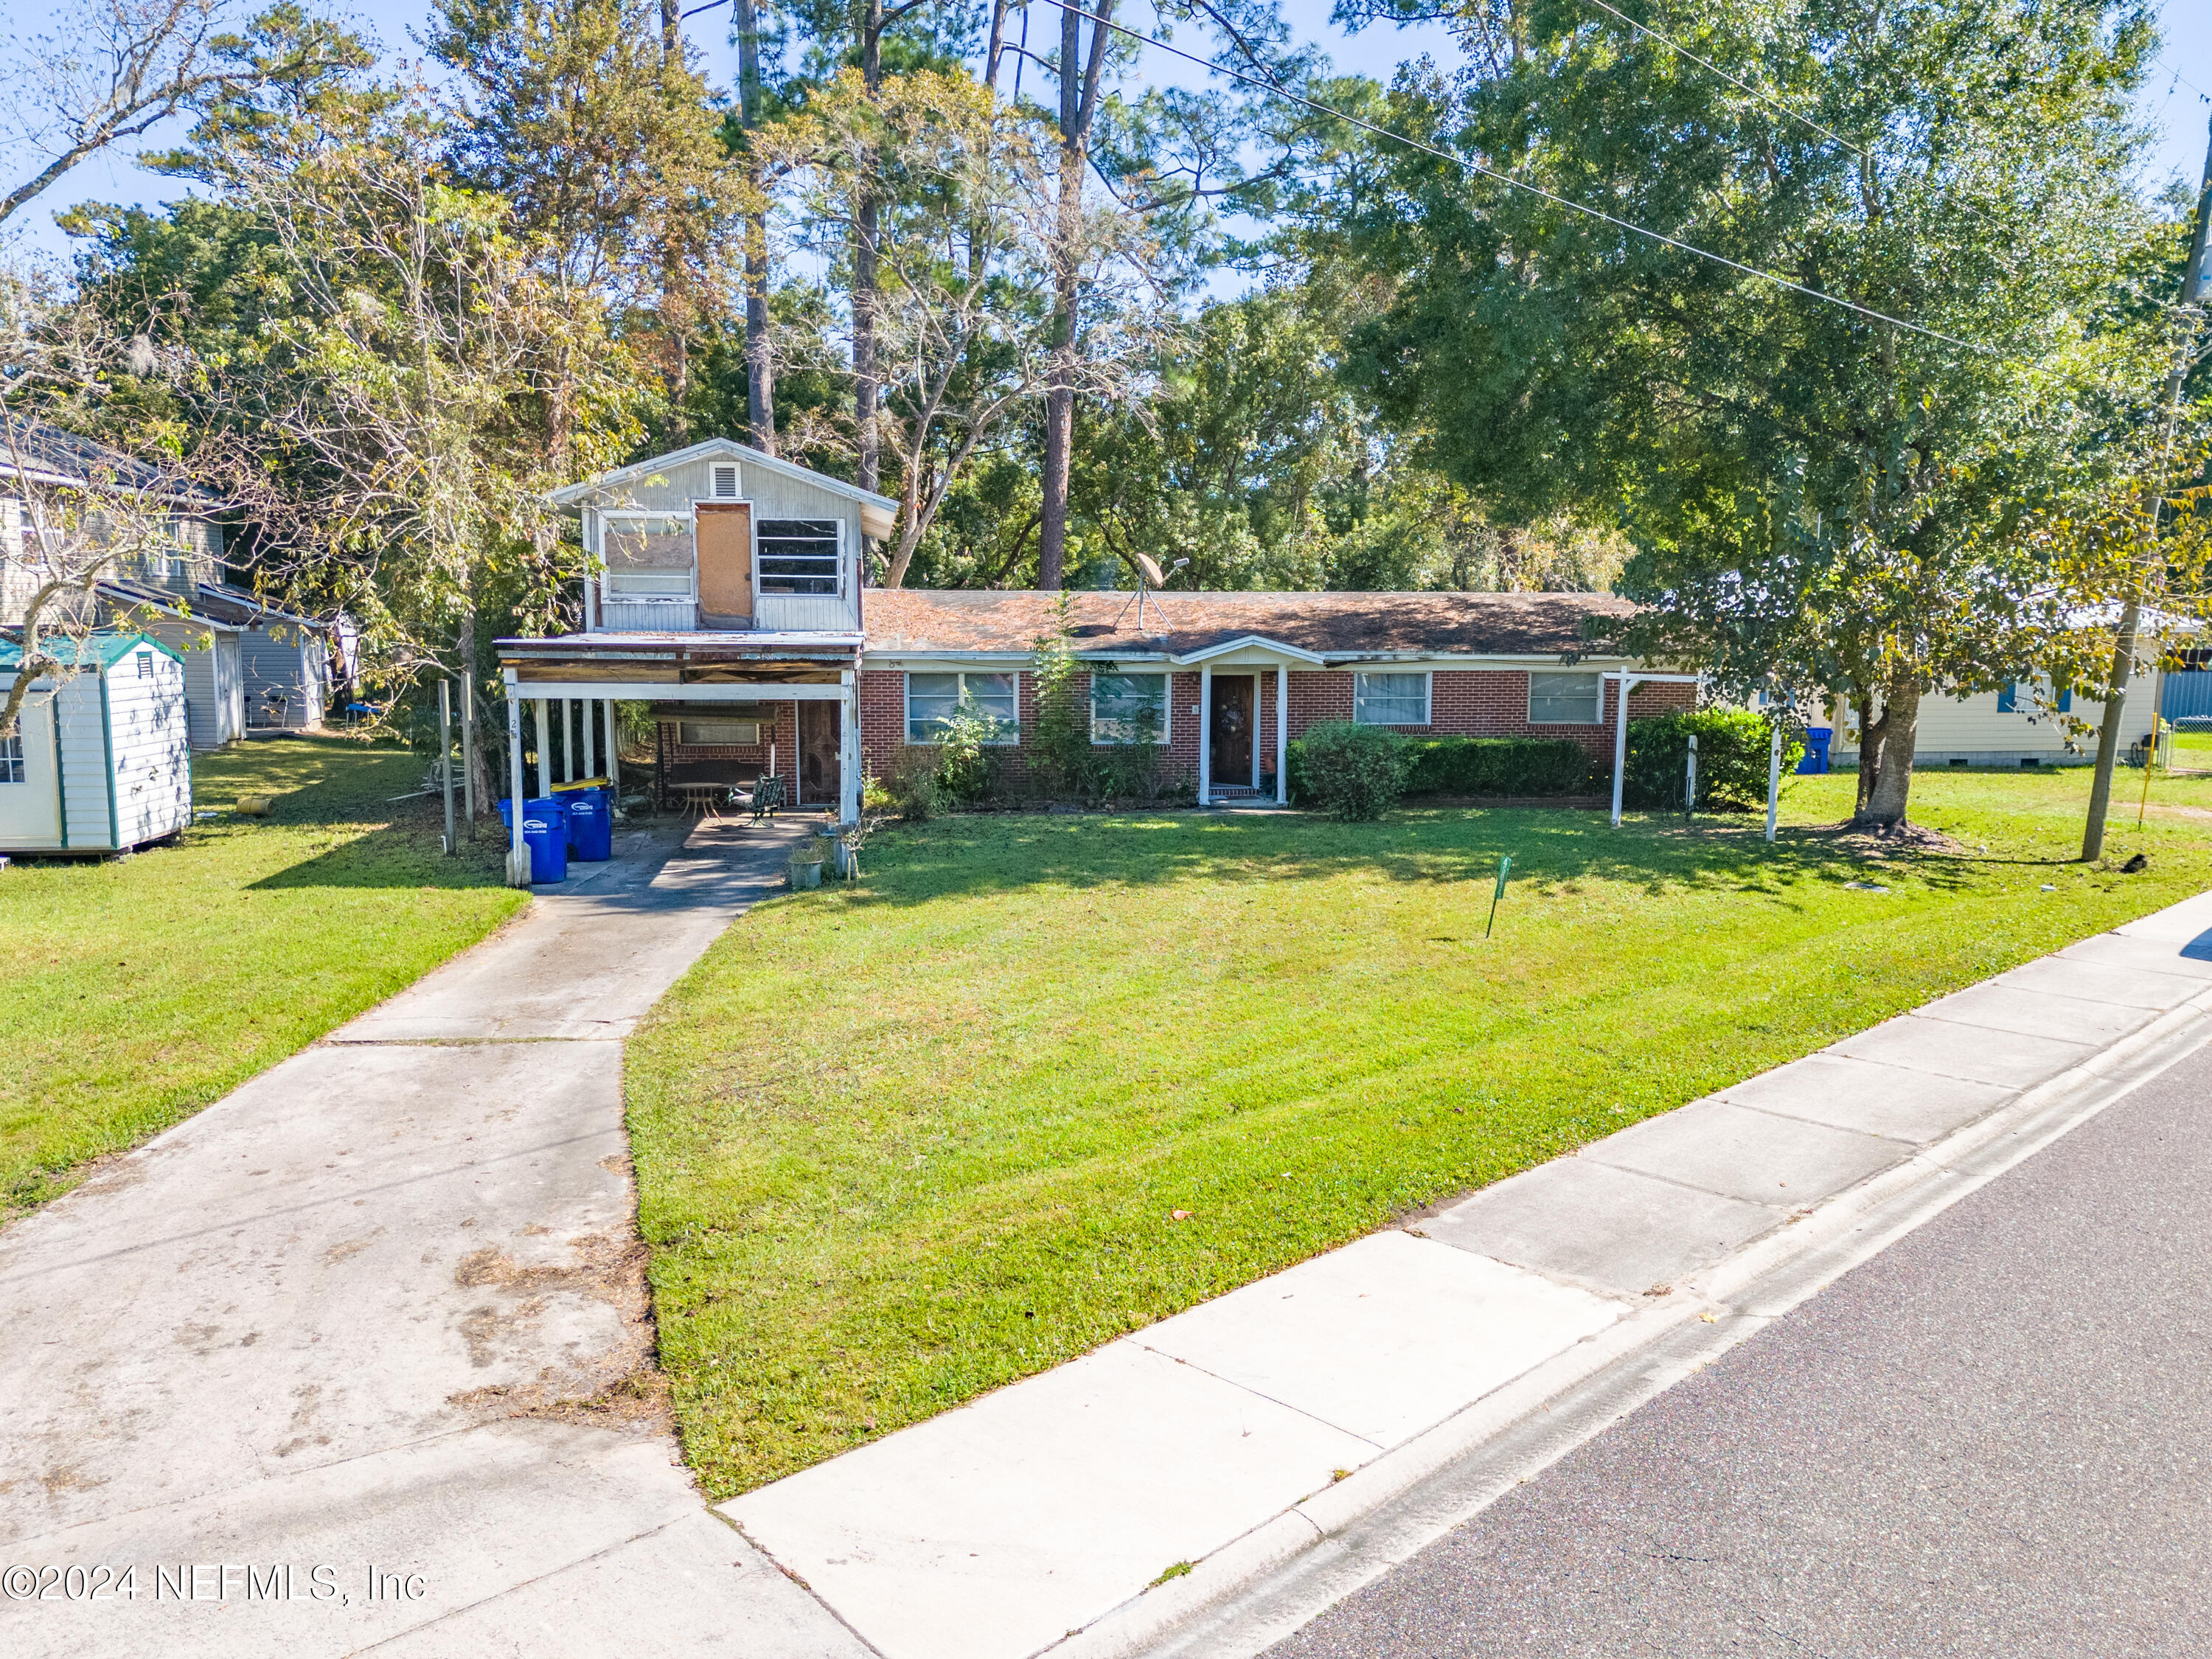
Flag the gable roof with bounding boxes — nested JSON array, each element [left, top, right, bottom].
[[546, 437, 900, 515], [0, 415, 223, 509], [860, 588, 1638, 661], [0, 630, 184, 670]]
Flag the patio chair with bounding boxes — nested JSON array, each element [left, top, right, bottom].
[[750, 774, 787, 822]]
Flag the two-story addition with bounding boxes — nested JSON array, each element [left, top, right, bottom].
[[495, 437, 899, 840]]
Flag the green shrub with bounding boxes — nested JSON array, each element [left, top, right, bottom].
[[929, 706, 1004, 805], [1291, 721, 1410, 820], [1399, 735, 1593, 796], [884, 751, 945, 821], [1622, 708, 1803, 813]]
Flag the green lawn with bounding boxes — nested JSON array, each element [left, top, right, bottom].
[[1, 737, 526, 1221], [627, 765, 2212, 1500]]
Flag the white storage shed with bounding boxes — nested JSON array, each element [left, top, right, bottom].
[[0, 633, 192, 853]]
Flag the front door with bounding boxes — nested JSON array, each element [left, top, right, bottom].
[[799, 700, 840, 806], [695, 502, 754, 627], [1208, 675, 1255, 790]]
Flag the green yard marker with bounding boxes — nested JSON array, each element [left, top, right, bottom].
[[1486, 854, 1512, 937]]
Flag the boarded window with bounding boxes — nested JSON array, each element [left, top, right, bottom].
[[0, 731, 21, 784], [1091, 671, 1169, 743], [757, 519, 841, 597], [906, 671, 1018, 744], [601, 515, 694, 597], [677, 719, 761, 746], [1528, 672, 1601, 724], [1354, 672, 1430, 726]]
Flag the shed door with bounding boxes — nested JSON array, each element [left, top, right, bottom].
[[0, 692, 62, 846], [695, 503, 754, 627]]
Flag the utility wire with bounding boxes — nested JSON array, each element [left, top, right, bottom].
[[1039, 0, 1992, 353], [1572, 0, 1863, 157]]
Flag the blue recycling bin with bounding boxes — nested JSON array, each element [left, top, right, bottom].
[[501, 796, 573, 839], [522, 814, 567, 883], [567, 795, 612, 862], [1795, 726, 1833, 775]]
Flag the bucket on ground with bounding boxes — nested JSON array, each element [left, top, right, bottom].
[[522, 815, 568, 883], [567, 796, 612, 862]]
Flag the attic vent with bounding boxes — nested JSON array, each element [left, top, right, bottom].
[[138, 652, 154, 678], [712, 464, 739, 499]]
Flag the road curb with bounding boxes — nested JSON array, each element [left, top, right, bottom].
[[1048, 980, 2212, 1659]]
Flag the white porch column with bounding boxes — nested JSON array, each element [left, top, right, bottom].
[[839, 674, 860, 828], [1610, 671, 1635, 829], [604, 698, 621, 794], [1198, 664, 1212, 807], [1275, 664, 1288, 806], [503, 672, 528, 886], [583, 696, 597, 779], [535, 698, 552, 799], [563, 698, 577, 783]]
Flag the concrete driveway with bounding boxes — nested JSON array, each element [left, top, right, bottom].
[[0, 815, 867, 1659]]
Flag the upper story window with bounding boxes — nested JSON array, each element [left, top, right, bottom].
[[1354, 671, 1430, 726], [1091, 670, 1169, 743], [1528, 672, 1601, 724], [905, 671, 1018, 744], [600, 512, 695, 598], [757, 519, 842, 597]]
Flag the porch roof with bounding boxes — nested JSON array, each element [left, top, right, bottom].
[[497, 629, 863, 692]]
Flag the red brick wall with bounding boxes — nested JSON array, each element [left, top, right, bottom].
[[858, 665, 1698, 783], [654, 700, 797, 807]]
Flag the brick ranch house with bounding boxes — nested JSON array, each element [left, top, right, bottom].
[[494, 439, 1693, 841]]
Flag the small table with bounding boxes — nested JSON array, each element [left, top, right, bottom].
[[675, 782, 734, 821]]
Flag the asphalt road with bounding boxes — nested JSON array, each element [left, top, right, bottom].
[[1265, 1040, 2212, 1659]]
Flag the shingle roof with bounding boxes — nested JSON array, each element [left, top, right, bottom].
[[0, 415, 223, 508], [860, 588, 1636, 659]]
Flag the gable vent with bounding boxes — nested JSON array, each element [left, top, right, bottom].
[[712, 464, 739, 498]]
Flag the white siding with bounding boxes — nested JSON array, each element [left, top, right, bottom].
[[756, 593, 858, 633], [143, 618, 245, 748], [241, 624, 326, 730], [1832, 679, 2152, 767], [102, 647, 192, 845], [57, 670, 113, 849], [0, 673, 63, 848]]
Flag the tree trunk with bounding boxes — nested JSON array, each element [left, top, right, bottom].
[[1036, 0, 1112, 592], [460, 610, 494, 820], [1852, 689, 1876, 818], [736, 0, 774, 453], [1854, 678, 1919, 828]]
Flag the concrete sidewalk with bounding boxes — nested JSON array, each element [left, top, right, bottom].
[[0, 814, 866, 1659], [720, 891, 2212, 1659]]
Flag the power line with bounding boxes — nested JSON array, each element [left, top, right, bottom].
[[1040, 0, 1992, 354], [1572, 0, 1863, 157]]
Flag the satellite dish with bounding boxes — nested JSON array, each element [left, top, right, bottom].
[[1134, 552, 1167, 588]]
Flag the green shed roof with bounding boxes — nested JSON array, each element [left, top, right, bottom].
[[0, 631, 184, 670]]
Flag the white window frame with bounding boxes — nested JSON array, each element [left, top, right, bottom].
[[1088, 668, 1172, 745], [1353, 670, 1431, 727], [597, 509, 698, 603], [709, 462, 740, 499], [904, 669, 1020, 745], [754, 516, 846, 600], [0, 729, 23, 785], [1528, 670, 1603, 726], [675, 717, 762, 746]]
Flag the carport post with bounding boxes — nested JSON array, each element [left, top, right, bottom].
[[1765, 721, 1782, 843], [1198, 664, 1213, 807], [1275, 665, 1288, 806], [1610, 671, 1636, 829], [534, 699, 552, 799], [583, 696, 597, 780], [563, 698, 577, 784], [839, 675, 860, 836], [502, 672, 529, 886], [603, 699, 621, 795], [439, 678, 456, 855]]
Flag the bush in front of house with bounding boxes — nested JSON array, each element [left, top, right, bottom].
[[1621, 708, 1803, 813], [1292, 720, 1411, 820], [1399, 735, 1593, 796]]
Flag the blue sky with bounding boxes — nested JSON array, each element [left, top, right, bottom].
[[8, 0, 2210, 268]]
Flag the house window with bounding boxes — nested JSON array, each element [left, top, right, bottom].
[[1528, 672, 1601, 724], [1091, 670, 1169, 743], [601, 514, 695, 598], [1354, 672, 1430, 726], [757, 519, 841, 597], [677, 718, 761, 746], [905, 671, 1018, 743], [0, 731, 21, 784], [711, 463, 739, 498]]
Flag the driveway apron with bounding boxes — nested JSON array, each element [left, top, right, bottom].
[[0, 816, 867, 1659]]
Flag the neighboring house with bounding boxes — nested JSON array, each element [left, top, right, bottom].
[[495, 439, 1690, 832], [0, 417, 338, 748], [1814, 672, 2166, 772], [0, 633, 192, 853]]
